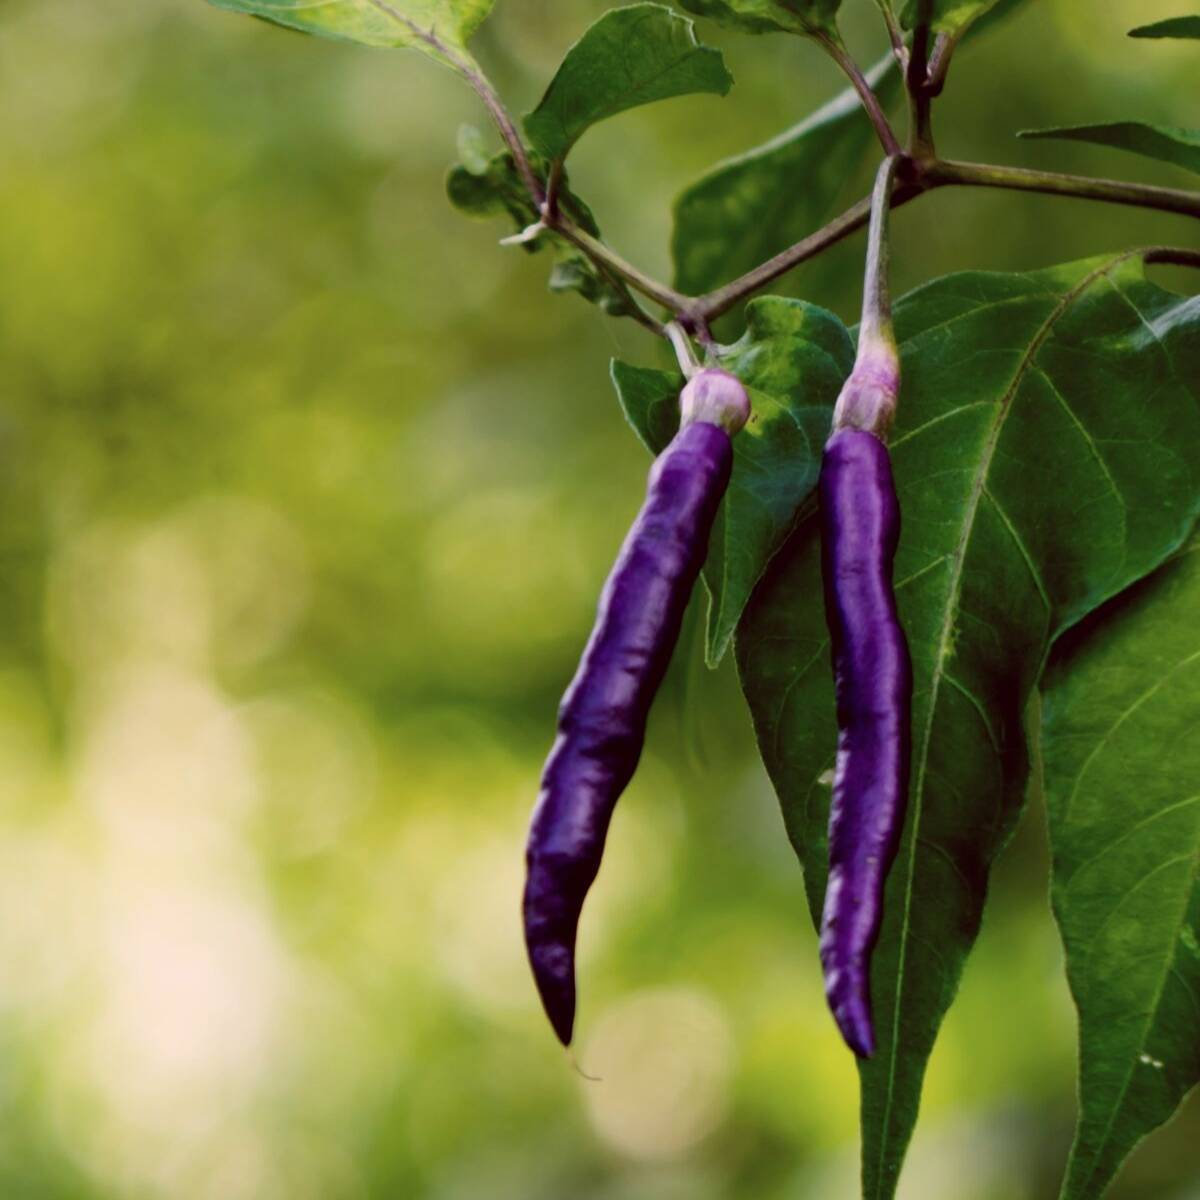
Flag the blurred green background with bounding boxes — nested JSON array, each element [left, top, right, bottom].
[[0, 0, 1196, 1196]]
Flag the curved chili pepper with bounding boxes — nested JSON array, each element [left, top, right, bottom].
[[524, 369, 749, 1046], [817, 347, 912, 1059]]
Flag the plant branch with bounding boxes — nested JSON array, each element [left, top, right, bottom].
[[1143, 247, 1200, 272], [926, 33, 957, 96], [696, 154, 1200, 321], [906, 0, 935, 157], [695, 181, 923, 322], [822, 38, 903, 156], [590, 263, 667, 336], [365, 1, 1200, 336], [873, 0, 908, 65], [544, 159, 565, 222], [923, 159, 1200, 220], [555, 222, 690, 313]]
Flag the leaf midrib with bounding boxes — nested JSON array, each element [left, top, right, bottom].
[[870, 252, 1140, 1197]]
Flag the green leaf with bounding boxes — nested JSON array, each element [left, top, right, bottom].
[[901, 0, 999, 34], [671, 55, 898, 297], [613, 297, 853, 667], [524, 4, 732, 163], [1042, 534, 1200, 1200], [205, 0, 493, 61], [900, 0, 1031, 43], [456, 123, 492, 174], [735, 253, 1200, 1200], [675, 0, 842, 39], [446, 149, 552, 234], [1130, 16, 1200, 39], [1020, 123, 1200, 178], [446, 149, 633, 314]]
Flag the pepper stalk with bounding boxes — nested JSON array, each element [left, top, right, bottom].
[[832, 156, 903, 441]]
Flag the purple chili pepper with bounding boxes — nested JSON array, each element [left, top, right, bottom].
[[524, 368, 750, 1046], [817, 330, 912, 1059]]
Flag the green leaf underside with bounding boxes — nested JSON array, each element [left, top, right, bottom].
[[676, 0, 842, 39], [524, 4, 732, 162], [1042, 536, 1200, 1200], [671, 56, 898, 297], [612, 298, 854, 667], [446, 149, 633, 314], [205, 0, 493, 58], [901, 0, 1001, 33], [1129, 16, 1200, 39], [735, 253, 1200, 1200], [1020, 123, 1200, 178]]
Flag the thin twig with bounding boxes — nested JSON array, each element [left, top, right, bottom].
[[926, 32, 957, 96], [924, 159, 1200, 220], [906, 0, 935, 157], [695, 154, 1200, 320], [1143, 247, 1200, 271], [555, 222, 691, 314], [821, 37, 903, 156], [543, 159, 565, 222], [873, 0, 908, 65], [694, 183, 922, 322]]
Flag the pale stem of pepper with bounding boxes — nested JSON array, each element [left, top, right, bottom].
[[859, 156, 902, 352], [830, 156, 902, 435], [665, 321, 701, 379]]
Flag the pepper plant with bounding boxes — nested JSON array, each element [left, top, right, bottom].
[[201, 0, 1200, 1196]]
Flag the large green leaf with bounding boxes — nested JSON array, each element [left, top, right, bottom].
[[676, 0, 841, 39], [205, 0, 493, 61], [524, 5, 732, 163], [735, 252, 1200, 1200], [446, 147, 634, 315], [671, 56, 898, 297], [1020, 123, 1200, 178], [612, 297, 853, 667], [1042, 534, 1200, 1200], [1130, 16, 1200, 39]]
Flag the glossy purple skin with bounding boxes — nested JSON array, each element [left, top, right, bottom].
[[524, 421, 733, 1045], [818, 428, 912, 1058]]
